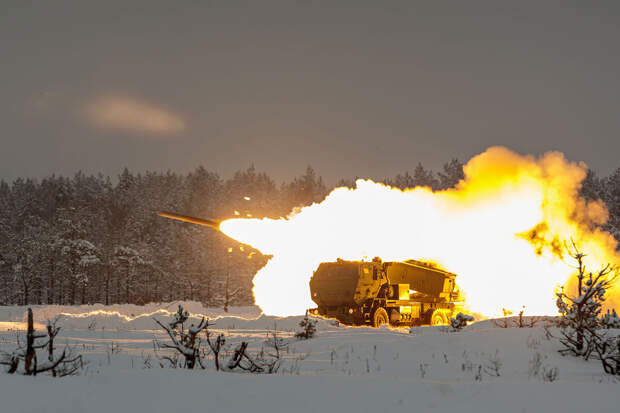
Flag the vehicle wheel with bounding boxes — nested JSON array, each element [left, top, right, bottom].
[[430, 309, 451, 326], [372, 307, 389, 327]]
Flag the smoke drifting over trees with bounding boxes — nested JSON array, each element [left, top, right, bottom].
[[0, 160, 618, 307]]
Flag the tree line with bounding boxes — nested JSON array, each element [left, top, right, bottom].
[[0, 160, 617, 308]]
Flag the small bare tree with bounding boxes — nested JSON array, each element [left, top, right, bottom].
[[482, 350, 502, 377], [0, 308, 82, 376], [592, 333, 620, 375], [258, 330, 287, 373], [222, 269, 241, 312], [153, 305, 209, 369], [227, 342, 265, 373], [492, 307, 544, 328], [226, 331, 285, 374], [205, 330, 225, 371]]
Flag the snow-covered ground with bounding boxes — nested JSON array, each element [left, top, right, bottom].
[[0, 302, 618, 413]]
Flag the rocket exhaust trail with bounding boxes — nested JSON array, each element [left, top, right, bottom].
[[157, 211, 221, 230]]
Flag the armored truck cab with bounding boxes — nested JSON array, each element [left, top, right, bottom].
[[309, 258, 460, 327]]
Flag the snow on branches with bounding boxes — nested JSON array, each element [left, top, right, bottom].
[[555, 242, 617, 360], [227, 331, 285, 374], [153, 305, 295, 374], [153, 305, 209, 369], [450, 312, 474, 331], [592, 332, 620, 375], [0, 308, 83, 377], [601, 309, 620, 329], [554, 242, 620, 376]]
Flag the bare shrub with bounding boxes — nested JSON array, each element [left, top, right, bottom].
[[258, 330, 287, 373], [528, 351, 558, 381], [592, 333, 620, 375], [419, 362, 429, 378], [153, 305, 209, 369], [226, 330, 285, 374], [492, 308, 544, 328], [450, 312, 474, 330], [482, 350, 502, 377], [227, 342, 265, 373], [541, 365, 559, 382], [0, 308, 83, 377], [528, 352, 544, 378], [474, 365, 482, 381], [526, 334, 541, 350], [205, 330, 226, 371], [491, 318, 510, 328]]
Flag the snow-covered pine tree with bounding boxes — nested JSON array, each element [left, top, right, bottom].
[[556, 242, 617, 360], [296, 312, 317, 339]]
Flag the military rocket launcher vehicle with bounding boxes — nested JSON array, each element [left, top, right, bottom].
[[310, 258, 461, 327], [157, 212, 462, 327]]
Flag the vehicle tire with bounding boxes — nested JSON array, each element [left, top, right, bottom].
[[430, 309, 451, 326], [372, 307, 389, 327]]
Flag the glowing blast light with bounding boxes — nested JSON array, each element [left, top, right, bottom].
[[219, 147, 619, 317]]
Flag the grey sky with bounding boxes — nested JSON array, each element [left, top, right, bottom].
[[1, 1, 619, 184]]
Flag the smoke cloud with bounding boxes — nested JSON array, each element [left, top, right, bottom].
[[220, 147, 620, 316], [84, 94, 186, 135]]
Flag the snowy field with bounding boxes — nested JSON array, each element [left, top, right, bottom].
[[0, 302, 618, 413]]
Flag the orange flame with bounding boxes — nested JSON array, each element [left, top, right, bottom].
[[220, 147, 619, 317]]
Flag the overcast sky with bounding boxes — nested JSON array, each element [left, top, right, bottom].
[[1, 1, 619, 184]]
